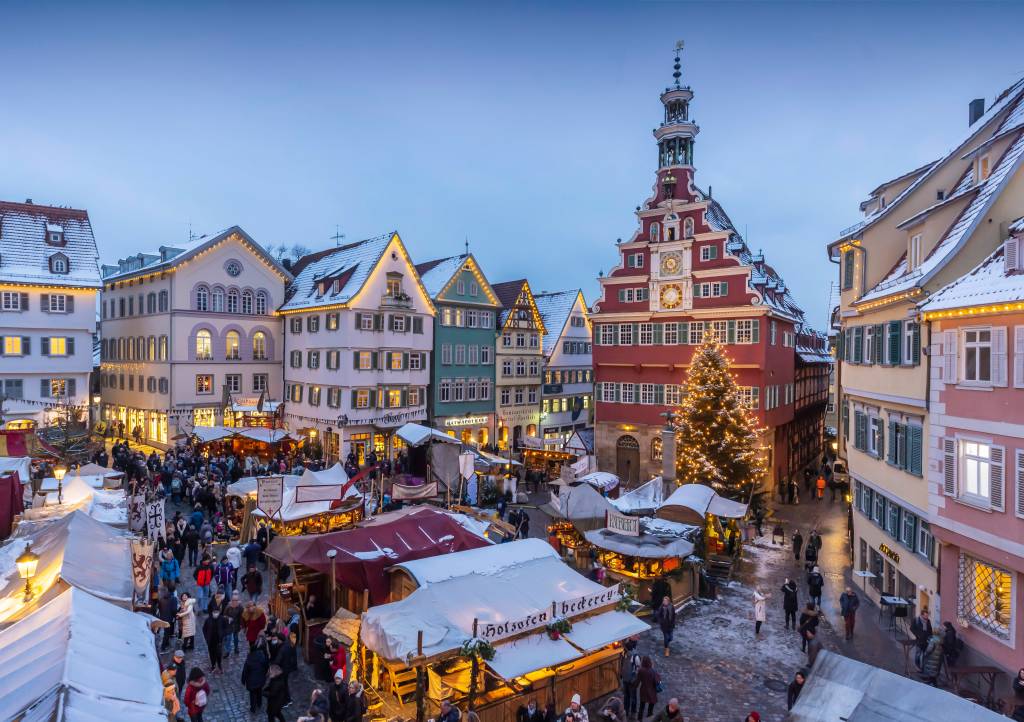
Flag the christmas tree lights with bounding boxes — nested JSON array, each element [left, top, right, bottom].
[[672, 332, 767, 500]]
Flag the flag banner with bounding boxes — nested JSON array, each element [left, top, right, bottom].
[[130, 537, 154, 605], [146, 499, 166, 541], [128, 494, 146, 533]]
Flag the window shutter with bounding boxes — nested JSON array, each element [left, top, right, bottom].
[[908, 426, 922, 475], [751, 320, 760, 344], [720, 281, 729, 295], [942, 438, 957, 496], [67, 379, 76, 397], [413, 316, 423, 334], [402, 352, 410, 370], [654, 385, 664, 405], [618, 289, 626, 302], [613, 383, 620, 402], [66, 296, 74, 312], [652, 323, 663, 345], [374, 313, 384, 331], [853, 411, 864, 450], [631, 323, 639, 345], [405, 315, 412, 331], [354, 312, 363, 329], [40, 379, 50, 397], [67, 337, 75, 355], [1015, 327, 1024, 388], [898, 423, 909, 470], [387, 315, 395, 331], [41, 338, 50, 356], [852, 327, 863, 364], [373, 352, 381, 370], [911, 323, 921, 365], [887, 321, 901, 365], [876, 420, 885, 460], [1015, 451, 1024, 519], [1006, 237, 1020, 273], [992, 326, 1008, 386], [401, 390, 408, 407], [41, 294, 49, 312], [841, 403, 850, 440], [353, 352, 360, 369], [943, 330, 958, 383], [873, 324, 884, 363], [843, 250, 854, 289], [727, 320, 736, 344], [22, 337, 30, 355], [369, 390, 377, 408], [679, 322, 689, 344], [19, 293, 28, 311], [836, 328, 845, 359], [887, 419, 897, 464], [990, 445, 1006, 511]]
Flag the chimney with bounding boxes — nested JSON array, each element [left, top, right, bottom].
[[282, 258, 293, 271], [969, 98, 985, 126], [24, 198, 32, 204]]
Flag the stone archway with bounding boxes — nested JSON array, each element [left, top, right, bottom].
[[616, 435, 641, 485]]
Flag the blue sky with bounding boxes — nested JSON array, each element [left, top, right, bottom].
[[3, 1, 1023, 329]]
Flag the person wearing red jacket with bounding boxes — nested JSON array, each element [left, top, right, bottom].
[[242, 601, 267, 650], [183, 667, 210, 722]]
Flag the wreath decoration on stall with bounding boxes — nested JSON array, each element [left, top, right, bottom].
[[459, 637, 496, 661], [616, 583, 638, 612], [545, 618, 573, 640]]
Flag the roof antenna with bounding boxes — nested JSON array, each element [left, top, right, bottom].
[[188, 221, 198, 243], [465, 236, 470, 255], [330, 225, 346, 247]]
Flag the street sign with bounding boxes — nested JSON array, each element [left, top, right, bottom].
[[256, 475, 284, 517]]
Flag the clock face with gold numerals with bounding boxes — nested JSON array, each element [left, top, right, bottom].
[[660, 253, 681, 275], [660, 283, 682, 309]]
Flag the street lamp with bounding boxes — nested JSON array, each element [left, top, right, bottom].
[[16, 544, 39, 602], [53, 463, 67, 505], [326, 549, 338, 612]]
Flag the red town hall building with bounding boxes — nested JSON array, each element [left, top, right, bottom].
[[591, 48, 830, 492]]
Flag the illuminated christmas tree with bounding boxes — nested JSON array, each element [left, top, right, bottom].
[[673, 332, 767, 501]]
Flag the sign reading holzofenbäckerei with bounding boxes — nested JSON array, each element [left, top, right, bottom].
[[478, 584, 621, 642]]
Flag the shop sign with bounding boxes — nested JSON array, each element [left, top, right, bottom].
[[478, 584, 622, 643], [606, 509, 640, 536], [556, 584, 621, 617], [879, 543, 900, 564], [257, 475, 284, 517], [444, 416, 489, 428]]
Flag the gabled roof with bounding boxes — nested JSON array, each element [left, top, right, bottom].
[[919, 240, 1024, 314], [415, 253, 499, 305], [858, 128, 1024, 305], [533, 289, 584, 356], [491, 279, 548, 333], [102, 225, 291, 283], [0, 200, 101, 288]]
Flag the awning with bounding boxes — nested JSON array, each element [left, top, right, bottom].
[[486, 633, 579, 680], [565, 610, 649, 652], [584, 528, 695, 559], [395, 422, 460, 447], [230, 399, 281, 413], [323, 606, 361, 647], [236, 428, 292, 444]]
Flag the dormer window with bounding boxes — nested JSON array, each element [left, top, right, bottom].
[[908, 233, 922, 270], [45, 223, 65, 246], [49, 253, 69, 275], [978, 154, 991, 182]]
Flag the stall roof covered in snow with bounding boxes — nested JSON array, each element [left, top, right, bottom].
[[542, 481, 618, 530], [611, 477, 665, 514], [657, 483, 748, 525], [575, 471, 619, 492], [265, 507, 490, 604], [395, 422, 461, 447], [20, 477, 129, 526], [391, 537, 556, 587], [0, 587, 164, 721], [789, 650, 1005, 722], [585, 527, 695, 559], [226, 463, 353, 500], [358, 506, 492, 541], [919, 241, 1024, 313]]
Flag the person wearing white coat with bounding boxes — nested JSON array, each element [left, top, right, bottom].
[[177, 592, 197, 650], [753, 589, 767, 636]]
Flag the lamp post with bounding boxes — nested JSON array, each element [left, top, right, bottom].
[[326, 548, 338, 613], [53, 463, 67, 505], [16, 543, 39, 602]]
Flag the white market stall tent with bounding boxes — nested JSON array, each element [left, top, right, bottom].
[[574, 471, 619, 493], [0, 510, 133, 624], [27, 474, 129, 527], [656, 482, 748, 525], [610, 476, 665, 515], [542, 480, 618, 531], [396, 422, 461, 447], [0, 586, 165, 721]]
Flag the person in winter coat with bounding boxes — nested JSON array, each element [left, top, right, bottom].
[[910, 610, 933, 660], [516, 698, 547, 722], [743, 713, 761, 722], [786, 670, 805, 710], [158, 585, 179, 650], [183, 524, 200, 567], [792, 530, 803, 562], [162, 668, 181, 722], [565, 693, 589, 722], [437, 700, 461, 722], [599, 696, 626, 721], [242, 565, 263, 603], [839, 587, 860, 640], [328, 670, 350, 722], [752, 589, 767, 636], [619, 637, 640, 717], [202, 606, 229, 673], [650, 698, 682, 721], [649, 577, 671, 611], [177, 592, 197, 650], [190, 505, 205, 532], [636, 656, 659, 720], [170, 650, 188, 695], [942, 621, 963, 668], [241, 638, 270, 712], [226, 540, 242, 576], [806, 566, 824, 607], [654, 596, 676, 656], [183, 667, 210, 722], [803, 540, 818, 571], [919, 631, 944, 685], [193, 557, 215, 613], [242, 601, 267, 650], [805, 627, 823, 668], [264, 664, 288, 722], [224, 591, 243, 656], [274, 632, 298, 705], [798, 603, 819, 652], [345, 681, 367, 722], [214, 557, 234, 593], [160, 549, 181, 588], [781, 578, 799, 629]]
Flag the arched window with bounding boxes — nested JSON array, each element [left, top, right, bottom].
[[195, 329, 213, 360], [227, 289, 239, 314], [158, 291, 169, 312], [651, 437, 663, 462], [252, 331, 267, 360], [683, 217, 694, 238], [225, 330, 240, 360], [241, 290, 253, 315], [147, 293, 156, 314], [255, 291, 268, 315], [50, 254, 69, 274], [211, 287, 224, 312], [196, 285, 210, 312], [650, 222, 659, 243], [148, 336, 156, 361]]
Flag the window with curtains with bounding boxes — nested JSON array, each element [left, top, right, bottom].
[[958, 553, 1012, 639], [252, 332, 267, 360], [195, 330, 212, 360]]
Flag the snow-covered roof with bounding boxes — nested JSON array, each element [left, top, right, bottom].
[[226, 463, 353, 500], [415, 254, 469, 298], [858, 129, 1024, 305], [563, 428, 595, 455], [610, 476, 665, 514], [390, 537, 557, 587], [395, 422, 461, 447], [919, 243, 1024, 313], [0, 587, 165, 721], [533, 289, 583, 355], [584, 527, 695, 559], [280, 232, 395, 312], [102, 225, 290, 282], [0, 201, 101, 288], [575, 471, 619, 492], [656, 483, 748, 525]]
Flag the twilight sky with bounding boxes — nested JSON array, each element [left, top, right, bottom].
[[3, 1, 1023, 329]]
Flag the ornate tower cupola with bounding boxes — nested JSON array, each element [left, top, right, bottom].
[[655, 42, 700, 185]]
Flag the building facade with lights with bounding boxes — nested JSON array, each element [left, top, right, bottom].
[[415, 254, 499, 446], [590, 49, 826, 489], [916, 223, 1024, 678], [828, 79, 1024, 617], [99, 227, 289, 447], [492, 280, 546, 451], [0, 200, 102, 431], [281, 232, 434, 464], [534, 289, 593, 450]]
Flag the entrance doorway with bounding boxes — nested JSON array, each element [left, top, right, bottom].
[[616, 435, 640, 485]]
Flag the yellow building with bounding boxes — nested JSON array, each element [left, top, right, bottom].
[[827, 82, 1024, 616]]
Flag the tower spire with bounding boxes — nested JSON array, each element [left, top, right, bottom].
[[673, 40, 683, 88]]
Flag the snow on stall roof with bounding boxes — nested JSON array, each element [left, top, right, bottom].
[[533, 289, 581, 356], [919, 244, 1024, 312], [280, 232, 395, 312], [486, 633, 580, 679], [414, 254, 468, 298], [565, 610, 650, 652], [0, 587, 164, 721], [0, 201, 101, 288], [392, 537, 556, 587], [611, 477, 664, 513], [858, 130, 1024, 304]]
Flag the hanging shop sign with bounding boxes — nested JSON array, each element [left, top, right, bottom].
[[444, 416, 489, 428], [879, 543, 900, 564], [478, 584, 622, 643], [606, 509, 640, 537], [256, 475, 285, 517]]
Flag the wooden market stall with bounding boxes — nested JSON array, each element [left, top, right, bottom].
[[359, 539, 647, 722], [541, 482, 616, 569], [520, 447, 575, 481], [655, 483, 748, 556], [263, 507, 491, 662]]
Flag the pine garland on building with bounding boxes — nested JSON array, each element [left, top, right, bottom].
[[673, 332, 767, 500]]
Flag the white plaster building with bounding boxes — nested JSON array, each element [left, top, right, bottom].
[[534, 290, 593, 449], [281, 232, 434, 464], [99, 227, 289, 447], [0, 200, 101, 430]]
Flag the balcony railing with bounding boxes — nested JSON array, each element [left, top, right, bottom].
[[380, 293, 413, 309]]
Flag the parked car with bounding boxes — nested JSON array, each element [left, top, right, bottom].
[[831, 459, 849, 489]]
